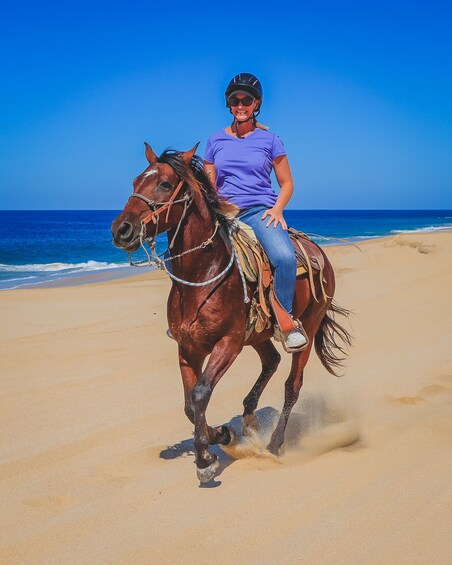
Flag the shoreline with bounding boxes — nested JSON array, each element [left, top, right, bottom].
[[2, 227, 451, 291], [3, 265, 147, 290]]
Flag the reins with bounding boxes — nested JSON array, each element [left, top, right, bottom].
[[126, 173, 242, 291], [127, 218, 238, 289], [305, 233, 362, 251]]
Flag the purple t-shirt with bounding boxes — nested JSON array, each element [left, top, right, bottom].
[[204, 128, 286, 209]]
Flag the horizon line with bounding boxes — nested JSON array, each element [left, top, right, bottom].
[[1, 208, 452, 213]]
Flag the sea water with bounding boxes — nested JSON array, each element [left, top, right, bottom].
[[0, 210, 450, 290]]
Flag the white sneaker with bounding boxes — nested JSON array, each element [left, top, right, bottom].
[[285, 329, 308, 350]]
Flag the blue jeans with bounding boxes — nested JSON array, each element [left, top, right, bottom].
[[238, 206, 296, 315]]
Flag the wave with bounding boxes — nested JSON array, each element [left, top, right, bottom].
[[0, 275, 38, 283], [391, 225, 452, 234], [0, 260, 130, 273]]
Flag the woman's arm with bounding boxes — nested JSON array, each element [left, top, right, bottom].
[[203, 161, 217, 188], [261, 155, 294, 229]]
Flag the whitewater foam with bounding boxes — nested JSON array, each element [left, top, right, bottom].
[[392, 225, 452, 234], [0, 260, 129, 273]]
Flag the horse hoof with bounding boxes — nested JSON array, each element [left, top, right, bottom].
[[196, 457, 220, 483], [227, 426, 239, 446], [266, 442, 280, 457], [242, 414, 259, 436]]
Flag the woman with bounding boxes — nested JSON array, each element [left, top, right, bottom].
[[203, 73, 307, 352]]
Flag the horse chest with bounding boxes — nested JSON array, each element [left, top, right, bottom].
[[179, 319, 220, 345]]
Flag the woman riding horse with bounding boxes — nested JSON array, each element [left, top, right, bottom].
[[111, 140, 351, 483], [204, 73, 307, 352]]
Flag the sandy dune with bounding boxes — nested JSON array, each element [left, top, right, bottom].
[[1, 231, 451, 564]]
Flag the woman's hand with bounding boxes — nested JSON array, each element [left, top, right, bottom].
[[262, 206, 288, 230]]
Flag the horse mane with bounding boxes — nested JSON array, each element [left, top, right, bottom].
[[157, 150, 237, 229]]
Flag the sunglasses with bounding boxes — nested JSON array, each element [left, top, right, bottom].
[[228, 95, 255, 107]]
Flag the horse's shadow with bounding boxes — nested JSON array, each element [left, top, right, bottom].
[[159, 396, 345, 484]]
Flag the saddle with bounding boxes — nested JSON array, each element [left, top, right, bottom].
[[231, 221, 328, 340]]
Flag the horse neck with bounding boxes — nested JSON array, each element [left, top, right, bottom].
[[168, 197, 229, 274]]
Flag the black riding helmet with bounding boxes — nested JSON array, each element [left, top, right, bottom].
[[225, 73, 263, 107]]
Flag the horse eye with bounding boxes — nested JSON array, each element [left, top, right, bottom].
[[159, 181, 172, 190]]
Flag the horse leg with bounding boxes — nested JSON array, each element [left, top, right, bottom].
[[242, 340, 281, 435], [191, 337, 242, 483], [178, 346, 204, 425], [179, 346, 235, 448], [267, 342, 314, 455]]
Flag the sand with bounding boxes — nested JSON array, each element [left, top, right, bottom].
[[1, 231, 451, 564]]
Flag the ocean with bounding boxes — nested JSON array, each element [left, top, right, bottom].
[[0, 209, 451, 290]]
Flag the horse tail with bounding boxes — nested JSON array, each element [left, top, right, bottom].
[[314, 301, 352, 377]]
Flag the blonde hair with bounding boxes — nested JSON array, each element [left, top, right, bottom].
[[254, 100, 268, 129], [255, 120, 269, 130]]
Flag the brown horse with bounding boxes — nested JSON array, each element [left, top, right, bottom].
[[111, 143, 351, 483]]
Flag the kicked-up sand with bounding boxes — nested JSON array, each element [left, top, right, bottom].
[[0, 231, 451, 564]]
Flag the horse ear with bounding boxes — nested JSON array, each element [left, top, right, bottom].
[[180, 142, 200, 165], [144, 142, 158, 164]]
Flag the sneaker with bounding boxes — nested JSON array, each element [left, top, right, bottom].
[[285, 329, 308, 350]]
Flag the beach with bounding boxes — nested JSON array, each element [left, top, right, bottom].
[[1, 230, 451, 564]]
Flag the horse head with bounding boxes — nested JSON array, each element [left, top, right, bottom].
[[111, 142, 199, 252]]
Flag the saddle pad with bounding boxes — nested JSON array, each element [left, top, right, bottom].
[[236, 220, 257, 242]]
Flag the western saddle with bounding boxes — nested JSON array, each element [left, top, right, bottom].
[[231, 221, 329, 341]]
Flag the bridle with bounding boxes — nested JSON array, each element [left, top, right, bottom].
[[123, 165, 249, 299], [128, 178, 188, 226], [127, 176, 194, 248]]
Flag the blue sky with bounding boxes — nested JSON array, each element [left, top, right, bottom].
[[1, 0, 451, 210]]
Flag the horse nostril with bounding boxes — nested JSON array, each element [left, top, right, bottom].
[[118, 221, 133, 241]]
